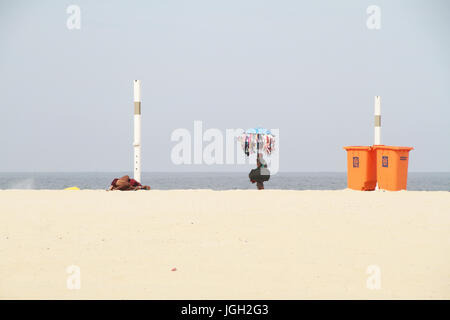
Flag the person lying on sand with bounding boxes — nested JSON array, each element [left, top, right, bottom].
[[249, 155, 270, 190], [108, 175, 151, 191]]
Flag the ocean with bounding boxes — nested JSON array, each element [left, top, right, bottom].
[[0, 172, 449, 191]]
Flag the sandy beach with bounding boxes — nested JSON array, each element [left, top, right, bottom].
[[0, 189, 449, 299]]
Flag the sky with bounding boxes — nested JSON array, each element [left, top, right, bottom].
[[0, 0, 449, 172]]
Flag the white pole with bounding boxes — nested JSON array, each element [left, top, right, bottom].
[[133, 80, 142, 183], [374, 96, 381, 145]]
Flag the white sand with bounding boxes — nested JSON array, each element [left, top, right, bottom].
[[0, 189, 449, 299]]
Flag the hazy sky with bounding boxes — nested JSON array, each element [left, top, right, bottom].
[[1, 0, 449, 172]]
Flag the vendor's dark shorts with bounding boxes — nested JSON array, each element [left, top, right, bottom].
[[249, 167, 270, 183]]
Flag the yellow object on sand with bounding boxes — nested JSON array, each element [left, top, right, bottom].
[[64, 187, 80, 190]]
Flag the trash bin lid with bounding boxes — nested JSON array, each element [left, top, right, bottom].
[[372, 145, 414, 151], [343, 146, 373, 151]]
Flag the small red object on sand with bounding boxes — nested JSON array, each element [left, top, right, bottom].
[[171, 267, 177, 271]]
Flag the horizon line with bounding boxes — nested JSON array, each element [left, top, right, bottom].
[[0, 171, 449, 174]]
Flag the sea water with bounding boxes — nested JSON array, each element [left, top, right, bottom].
[[0, 172, 449, 191]]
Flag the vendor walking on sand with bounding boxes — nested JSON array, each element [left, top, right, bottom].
[[108, 175, 151, 191], [239, 128, 275, 190]]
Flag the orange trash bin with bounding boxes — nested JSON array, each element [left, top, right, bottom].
[[373, 145, 413, 191], [343, 146, 377, 191]]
